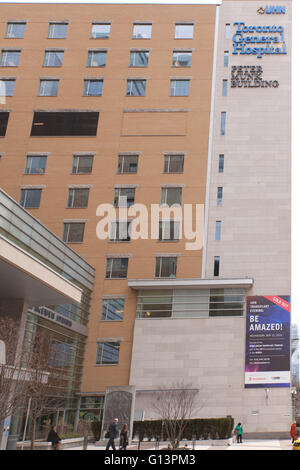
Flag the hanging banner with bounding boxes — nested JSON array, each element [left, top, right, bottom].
[[245, 295, 290, 388]]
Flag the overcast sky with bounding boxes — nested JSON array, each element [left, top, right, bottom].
[[0, 0, 298, 326]]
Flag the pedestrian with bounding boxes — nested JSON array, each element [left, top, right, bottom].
[[106, 418, 119, 450], [290, 421, 298, 443], [234, 422, 243, 443], [47, 425, 62, 450], [119, 423, 129, 450]]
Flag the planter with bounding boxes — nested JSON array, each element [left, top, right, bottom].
[[16, 437, 85, 450]]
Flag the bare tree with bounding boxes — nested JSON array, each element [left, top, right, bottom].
[[151, 381, 199, 449], [0, 317, 30, 427]]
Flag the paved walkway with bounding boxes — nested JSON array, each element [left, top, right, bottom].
[[65, 439, 292, 451]]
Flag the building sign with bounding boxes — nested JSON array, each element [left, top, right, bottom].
[[232, 22, 287, 58], [29, 306, 89, 337], [245, 295, 290, 388], [231, 66, 279, 88], [257, 6, 286, 15]]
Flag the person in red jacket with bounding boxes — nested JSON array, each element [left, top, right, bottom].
[[290, 421, 298, 443]]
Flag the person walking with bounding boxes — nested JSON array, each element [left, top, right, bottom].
[[119, 423, 129, 450], [47, 425, 62, 450], [290, 421, 298, 443], [106, 418, 119, 450], [235, 422, 243, 443]]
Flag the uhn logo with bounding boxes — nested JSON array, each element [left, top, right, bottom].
[[258, 6, 286, 14]]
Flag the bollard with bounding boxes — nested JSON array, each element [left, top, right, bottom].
[[83, 436, 88, 450]]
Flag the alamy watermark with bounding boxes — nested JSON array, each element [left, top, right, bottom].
[[96, 201, 205, 251]]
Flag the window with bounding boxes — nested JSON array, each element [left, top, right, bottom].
[[220, 112, 226, 135], [48, 23, 68, 39], [31, 112, 99, 136], [67, 188, 90, 208], [0, 79, 16, 96], [126, 79, 146, 96], [0, 50, 21, 67], [38, 79, 59, 96], [105, 257, 128, 278], [170, 79, 190, 96], [113, 187, 135, 207], [25, 155, 47, 174], [174, 24, 194, 39], [215, 221, 222, 241], [72, 155, 94, 174], [110, 221, 131, 242], [209, 288, 244, 317], [96, 341, 120, 365], [224, 51, 229, 67], [217, 187, 223, 206], [63, 222, 85, 243], [19, 188, 42, 208], [214, 256, 220, 277], [161, 187, 182, 206], [117, 154, 138, 174], [132, 24, 152, 39], [43, 50, 64, 67], [101, 298, 125, 321], [129, 50, 149, 67], [83, 79, 103, 96], [164, 154, 184, 173], [91, 23, 110, 39], [159, 220, 180, 241], [137, 290, 173, 318], [6, 22, 26, 38], [155, 257, 177, 278], [87, 50, 107, 67], [0, 112, 9, 136], [218, 154, 224, 173], [225, 24, 231, 39], [172, 51, 192, 67], [222, 79, 228, 96]]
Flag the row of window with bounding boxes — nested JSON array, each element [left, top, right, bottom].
[[0, 77, 191, 97], [22, 153, 185, 175], [0, 49, 194, 68], [3, 21, 196, 40]]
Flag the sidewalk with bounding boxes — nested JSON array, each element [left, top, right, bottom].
[[64, 439, 292, 451]]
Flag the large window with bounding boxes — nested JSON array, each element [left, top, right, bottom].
[[126, 79, 146, 96], [25, 155, 47, 174], [105, 257, 129, 279], [129, 51, 149, 67], [72, 155, 94, 174], [164, 154, 184, 173], [0, 79, 15, 96], [174, 24, 194, 39], [38, 79, 59, 96], [20, 188, 42, 208], [43, 50, 64, 67], [161, 187, 182, 206], [132, 24, 152, 39], [137, 288, 245, 318], [63, 222, 85, 243], [6, 22, 26, 38], [172, 51, 192, 67], [170, 79, 190, 96], [91, 23, 111, 39], [101, 298, 125, 321], [117, 154, 138, 174], [110, 221, 131, 242], [67, 188, 90, 208], [0, 50, 21, 67], [155, 256, 177, 278], [30, 112, 99, 136], [113, 187, 135, 207], [96, 342, 120, 365], [83, 79, 103, 96], [0, 112, 9, 136], [48, 22, 68, 39], [87, 50, 107, 67]]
